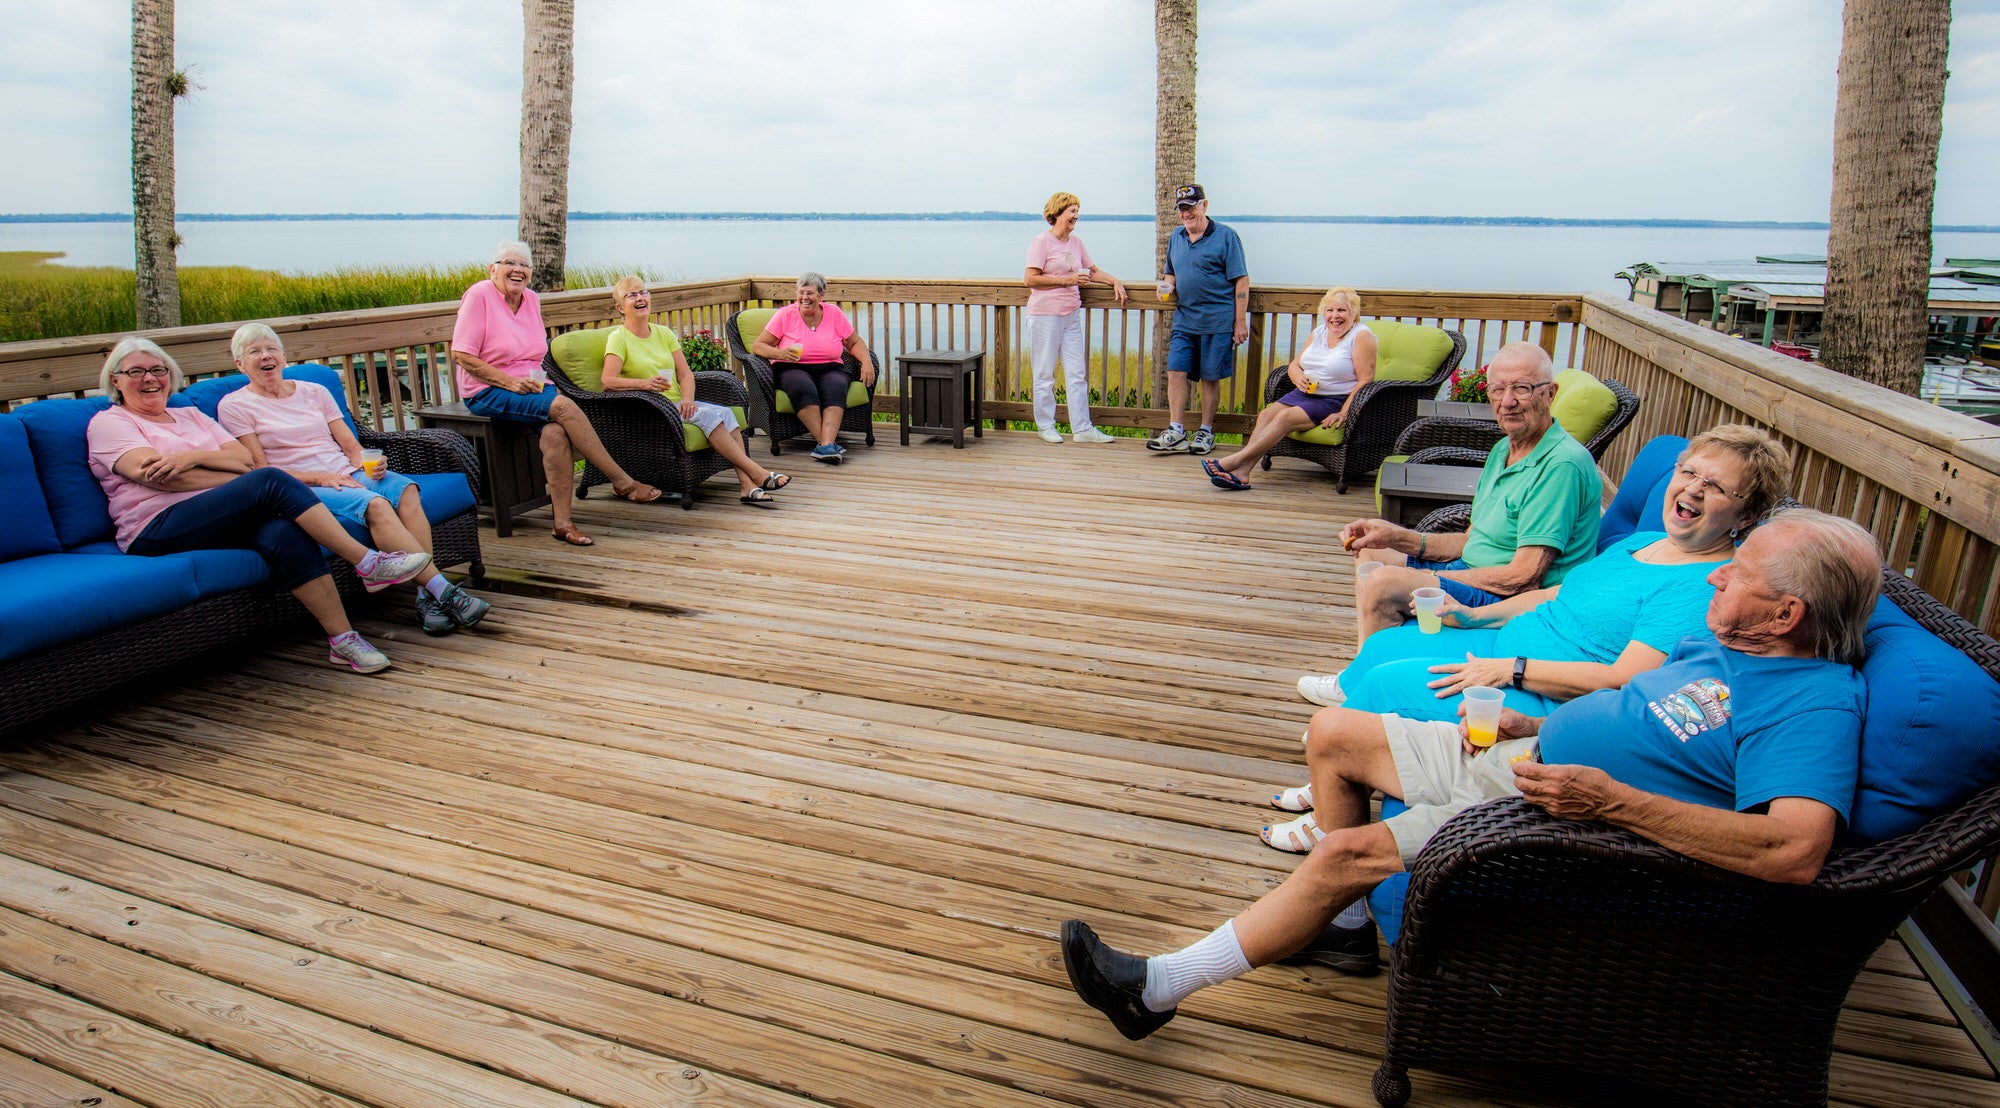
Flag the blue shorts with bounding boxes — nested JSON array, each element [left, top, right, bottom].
[[1274, 388, 1348, 424], [1409, 556, 1506, 607], [1167, 331, 1236, 381], [313, 469, 419, 526], [464, 383, 557, 422]]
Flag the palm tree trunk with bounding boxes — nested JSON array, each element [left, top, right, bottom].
[[132, 0, 180, 329], [519, 0, 575, 293], [1820, 0, 1951, 396], [1152, 0, 1197, 404]]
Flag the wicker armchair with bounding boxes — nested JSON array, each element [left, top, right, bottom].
[[1371, 565, 2000, 1108], [1260, 327, 1466, 494], [540, 345, 748, 510], [1392, 376, 1641, 471], [724, 308, 878, 456], [356, 423, 484, 579]]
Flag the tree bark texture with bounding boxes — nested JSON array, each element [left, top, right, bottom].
[[1152, 0, 1197, 399], [1821, 0, 1951, 396], [132, 0, 180, 329], [519, 0, 575, 293]]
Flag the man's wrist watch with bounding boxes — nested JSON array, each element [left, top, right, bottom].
[[1512, 656, 1528, 689]]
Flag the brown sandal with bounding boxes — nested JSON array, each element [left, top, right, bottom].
[[550, 523, 595, 547], [611, 481, 663, 504]]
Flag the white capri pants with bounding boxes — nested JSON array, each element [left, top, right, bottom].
[[685, 400, 740, 438], [1027, 310, 1095, 433]]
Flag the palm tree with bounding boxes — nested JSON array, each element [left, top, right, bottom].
[[132, 0, 182, 329], [1152, 0, 1197, 397], [519, 0, 575, 293], [1819, 0, 1952, 396]]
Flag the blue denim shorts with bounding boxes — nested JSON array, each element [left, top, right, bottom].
[[464, 383, 556, 422], [1167, 330, 1236, 381], [313, 469, 418, 526], [1409, 556, 1506, 607]]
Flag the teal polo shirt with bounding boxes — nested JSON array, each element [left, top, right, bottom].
[[1462, 422, 1602, 585]]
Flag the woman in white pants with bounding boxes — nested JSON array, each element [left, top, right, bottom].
[[1023, 191, 1127, 443]]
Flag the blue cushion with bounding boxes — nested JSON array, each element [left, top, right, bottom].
[[1848, 597, 2000, 843], [15, 397, 117, 549], [68, 540, 273, 599], [0, 414, 62, 562], [183, 364, 362, 440], [0, 550, 202, 663], [1600, 435, 1688, 551], [325, 471, 475, 550], [1367, 797, 1412, 945]]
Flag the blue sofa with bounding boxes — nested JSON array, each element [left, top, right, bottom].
[[0, 364, 482, 735]]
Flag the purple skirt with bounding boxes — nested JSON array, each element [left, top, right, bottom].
[[1274, 388, 1348, 424]]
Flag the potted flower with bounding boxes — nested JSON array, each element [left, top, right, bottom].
[[1448, 363, 1490, 404], [682, 327, 729, 374]]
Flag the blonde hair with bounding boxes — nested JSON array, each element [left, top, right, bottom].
[[1318, 287, 1362, 318], [610, 275, 647, 311], [1682, 424, 1793, 521], [99, 336, 185, 401], [1043, 192, 1081, 225], [229, 322, 283, 363]]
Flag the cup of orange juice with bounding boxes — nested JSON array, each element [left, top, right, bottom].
[[359, 448, 387, 480], [1462, 686, 1505, 748]]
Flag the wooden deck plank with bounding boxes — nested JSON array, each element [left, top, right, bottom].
[[0, 1042, 148, 1108], [0, 430, 1990, 1106]]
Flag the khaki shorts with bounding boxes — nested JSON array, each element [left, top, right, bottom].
[[1380, 714, 1537, 866]]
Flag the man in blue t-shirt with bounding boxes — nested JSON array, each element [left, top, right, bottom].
[[1147, 184, 1248, 457], [1058, 510, 1881, 1040]]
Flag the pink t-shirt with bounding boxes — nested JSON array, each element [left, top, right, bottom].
[[451, 279, 547, 398], [216, 380, 356, 475], [1025, 230, 1094, 317], [762, 303, 855, 364], [87, 405, 242, 550]]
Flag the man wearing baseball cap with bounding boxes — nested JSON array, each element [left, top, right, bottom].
[[1149, 184, 1249, 455]]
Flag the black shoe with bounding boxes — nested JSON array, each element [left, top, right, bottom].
[[1278, 918, 1381, 976], [1060, 919, 1175, 1040]]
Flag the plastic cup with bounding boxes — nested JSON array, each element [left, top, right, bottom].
[[1412, 586, 1446, 634], [359, 449, 387, 480], [1356, 559, 1381, 581], [528, 367, 548, 388], [1463, 686, 1505, 748]]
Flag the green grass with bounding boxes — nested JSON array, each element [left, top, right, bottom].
[[0, 251, 655, 344]]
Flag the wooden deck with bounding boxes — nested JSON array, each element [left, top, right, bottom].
[[0, 429, 1993, 1108]]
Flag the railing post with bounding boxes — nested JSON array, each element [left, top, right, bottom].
[[991, 304, 1011, 425], [1245, 311, 1266, 414]]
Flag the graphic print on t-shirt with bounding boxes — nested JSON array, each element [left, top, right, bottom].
[[1648, 676, 1732, 741]]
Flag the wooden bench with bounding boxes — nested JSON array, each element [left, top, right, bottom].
[[416, 402, 550, 537]]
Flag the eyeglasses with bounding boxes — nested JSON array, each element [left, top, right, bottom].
[[117, 366, 172, 380], [1488, 381, 1553, 401], [1676, 464, 1745, 501], [496, 259, 531, 270]]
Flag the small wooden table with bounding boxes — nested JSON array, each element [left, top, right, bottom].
[[416, 402, 550, 537], [1416, 399, 1498, 422], [1377, 461, 1481, 528], [899, 350, 985, 447]]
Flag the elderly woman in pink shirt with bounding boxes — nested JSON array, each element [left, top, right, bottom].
[[85, 337, 431, 674], [450, 240, 660, 547], [218, 323, 490, 635], [749, 272, 877, 465], [1023, 191, 1127, 444]]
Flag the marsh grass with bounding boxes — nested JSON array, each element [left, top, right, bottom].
[[0, 251, 652, 343]]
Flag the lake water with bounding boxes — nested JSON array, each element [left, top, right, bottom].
[[9, 218, 2000, 297]]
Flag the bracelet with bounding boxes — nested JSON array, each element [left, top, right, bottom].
[[1417, 534, 1427, 561]]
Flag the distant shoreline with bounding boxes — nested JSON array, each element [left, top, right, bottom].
[[7, 211, 1998, 233]]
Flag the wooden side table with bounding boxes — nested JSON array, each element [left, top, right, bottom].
[[1377, 461, 1481, 528], [1416, 399, 1498, 421], [416, 402, 551, 537], [898, 349, 985, 447]]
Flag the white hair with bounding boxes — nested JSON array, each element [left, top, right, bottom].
[[230, 322, 283, 363], [98, 336, 185, 401], [493, 240, 533, 266]]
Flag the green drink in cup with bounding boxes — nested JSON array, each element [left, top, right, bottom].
[[1412, 586, 1446, 634]]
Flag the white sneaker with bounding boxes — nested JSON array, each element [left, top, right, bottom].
[[1073, 427, 1116, 443], [1036, 428, 1066, 444], [358, 550, 432, 593], [1297, 672, 1346, 707], [328, 632, 391, 674]]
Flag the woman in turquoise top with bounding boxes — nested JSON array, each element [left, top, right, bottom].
[[1267, 425, 1791, 846]]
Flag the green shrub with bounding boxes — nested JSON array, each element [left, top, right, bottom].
[[680, 327, 728, 374]]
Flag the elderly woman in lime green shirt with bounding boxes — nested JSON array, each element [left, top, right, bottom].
[[602, 276, 789, 505]]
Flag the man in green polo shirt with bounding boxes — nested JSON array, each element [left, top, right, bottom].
[[1324, 342, 1600, 658]]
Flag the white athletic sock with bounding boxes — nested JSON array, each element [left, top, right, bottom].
[[422, 575, 452, 599], [355, 550, 381, 575], [1333, 899, 1370, 930], [1169, 422, 1184, 433], [1142, 920, 1251, 1012]]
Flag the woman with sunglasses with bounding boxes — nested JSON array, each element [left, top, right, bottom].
[[86, 337, 431, 674]]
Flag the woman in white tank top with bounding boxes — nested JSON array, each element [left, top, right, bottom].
[[1202, 286, 1376, 490]]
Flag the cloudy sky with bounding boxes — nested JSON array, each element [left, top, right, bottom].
[[1, 0, 1995, 223]]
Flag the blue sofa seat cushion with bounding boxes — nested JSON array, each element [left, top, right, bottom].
[[0, 551, 202, 663], [0, 414, 62, 561], [70, 540, 273, 599]]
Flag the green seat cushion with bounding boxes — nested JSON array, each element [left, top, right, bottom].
[[549, 326, 618, 393], [1550, 368, 1618, 443], [774, 381, 870, 414], [1374, 454, 1411, 513], [1367, 320, 1455, 383], [685, 407, 750, 451], [735, 308, 779, 352], [1287, 423, 1348, 446]]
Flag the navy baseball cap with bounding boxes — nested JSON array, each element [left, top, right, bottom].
[[1175, 184, 1206, 207]]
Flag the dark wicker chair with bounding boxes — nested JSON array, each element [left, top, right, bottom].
[[1260, 328, 1466, 494], [1392, 376, 1641, 471], [1371, 564, 2000, 1108], [724, 308, 878, 457], [540, 347, 747, 510]]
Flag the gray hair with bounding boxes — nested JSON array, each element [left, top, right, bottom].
[[1756, 508, 1881, 667], [229, 322, 283, 363], [493, 240, 533, 266], [796, 272, 828, 294], [1491, 340, 1555, 382], [99, 336, 186, 401]]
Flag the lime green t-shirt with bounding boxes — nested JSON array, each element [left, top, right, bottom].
[[604, 325, 685, 401]]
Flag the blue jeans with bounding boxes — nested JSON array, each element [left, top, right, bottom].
[[130, 468, 329, 589]]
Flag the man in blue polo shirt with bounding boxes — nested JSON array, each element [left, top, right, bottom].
[[1148, 184, 1248, 456]]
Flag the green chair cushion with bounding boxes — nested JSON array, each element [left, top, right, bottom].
[[1367, 320, 1455, 383], [1287, 424, 1349, 446], [1550, 368, 1618, 444], [686, 407, 750, 451], [773, 381, 870, 414], [735, 307, 779, 352], [1374, 454, 1411, 513], [549, 326, 618, 393]]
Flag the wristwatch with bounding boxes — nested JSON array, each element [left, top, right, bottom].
[[1512, 656, 1528, 689]]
